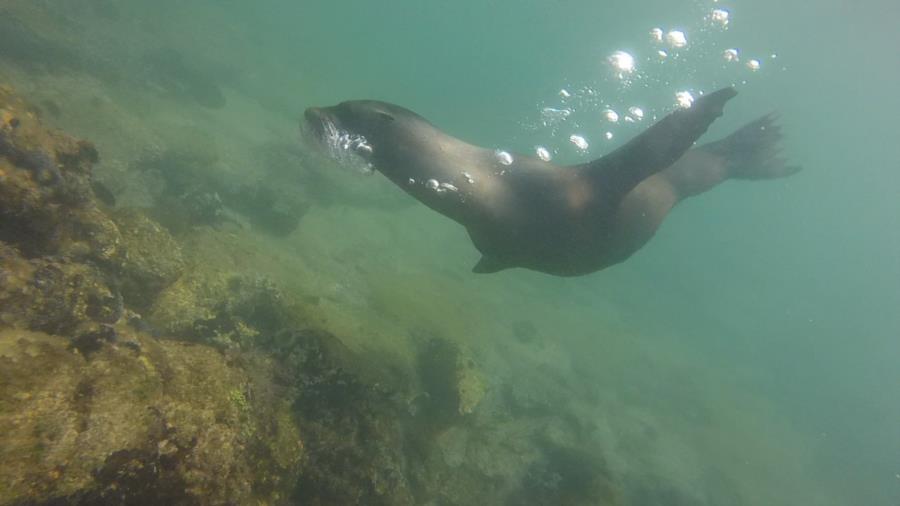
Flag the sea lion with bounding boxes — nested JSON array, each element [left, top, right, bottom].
[[303, 87, 800, 276]]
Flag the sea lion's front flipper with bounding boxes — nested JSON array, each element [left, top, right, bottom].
[[578, 87, 738, 202], [472, 256, 510, 274]]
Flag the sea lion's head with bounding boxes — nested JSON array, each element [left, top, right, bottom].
[[303, 100, 412, 171]]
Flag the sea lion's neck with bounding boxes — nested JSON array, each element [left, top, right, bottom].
[[372, 121, 506, 226]]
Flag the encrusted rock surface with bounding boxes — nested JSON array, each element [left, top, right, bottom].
[[110, 208, 185, 310], [0, 85, 303, 505], [0, 328, 303, 505], [0, 85, 120, 265]]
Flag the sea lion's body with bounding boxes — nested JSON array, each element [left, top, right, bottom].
[[304, 88, 799, 276]]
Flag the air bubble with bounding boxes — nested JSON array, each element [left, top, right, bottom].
[[626, 106, 644, 121], [710, 9, 730, 28], [665, 30, 687, 48], [601, 109, 619, 123], [569, 135, 589, 151], [541, 107, 572, 126], [746, 59, 761, 71], [495, 150, 514, 165], [535, 146, 552, 162], [675, 91, 694, 108], [607, 51, 636, 78], [426, 179, 439, 190], [604, 131, 614, 140], [650, 28, 664, 43], [723, 48, 739, 62], [313, 119, 375, 173]]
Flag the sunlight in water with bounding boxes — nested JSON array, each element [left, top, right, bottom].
[[525, 0, 780, 160]]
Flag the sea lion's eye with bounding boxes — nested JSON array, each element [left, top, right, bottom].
[[375, 111, 395, 122]]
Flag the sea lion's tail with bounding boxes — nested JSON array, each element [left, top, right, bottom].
[[701, 113, 802, 180]]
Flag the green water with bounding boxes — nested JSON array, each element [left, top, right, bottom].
[[2, 0, 898, 504], [290, 2, 900, 501]]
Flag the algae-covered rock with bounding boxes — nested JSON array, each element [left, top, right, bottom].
[[0, 88, 189, 342], [417, 337, 487, 421], [506, 440, 620, 506], [0, 242, 122, 353], [128, 128, 229, 232], [111, 207, 185, 310], [281, 328, 415, 506], [221, 181, 309, 237], [134, 137, 309, 237], [144, 229, 307, 349], [149, 270, 293, 348], [0, 328, 303, 505], [456, 349, 487, 416], [146, 268, 226, 339], [0, 85, 121, 265]]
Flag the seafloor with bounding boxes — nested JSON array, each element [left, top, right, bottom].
[[0, 2, 832, 505]]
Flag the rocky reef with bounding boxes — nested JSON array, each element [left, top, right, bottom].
[[0, 84, 623, 505], [0, 84, 412, 505], [0, 84, 301, 505], [0, 328, 303, 505]]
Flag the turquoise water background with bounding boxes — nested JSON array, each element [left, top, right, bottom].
[[3, 0, 899, 503], [277, 1, 900, 501], [194, 0, 900, 501]]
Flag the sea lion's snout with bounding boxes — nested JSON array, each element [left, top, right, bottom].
[[301, 104, 376, 173], [303, 107, 330, 143], [303, 106, 326, 125]]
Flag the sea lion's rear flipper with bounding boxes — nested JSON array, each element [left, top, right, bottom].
[[700, 113, 802, 180], [578, 87, 738, 202], [472, 256, 510, 274]]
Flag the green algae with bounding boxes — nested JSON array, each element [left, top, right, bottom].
[[110, 207, 185, 310], [0, 85, 303, 505], [0, 328, 304, 505]]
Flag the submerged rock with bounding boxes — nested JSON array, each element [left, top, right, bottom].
[[149, 267, 301, 349], [0, 328, 303, 505], [222, 182, 309, 237], [0, 242, 122, 356], [0, 87, 189, 329], [0, 86, 312, 504], [0, 87, 187, 347], [0, 86, 121, 264], [0, 81, 629, 505], [416, 336, 487, 422], [506, 440, 619, 506], [279, 328, 415, 506], [133, 138, 309, 236], [111, 208, 185, 310]]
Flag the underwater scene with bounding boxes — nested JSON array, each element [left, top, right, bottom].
[[0, 0, 898, 504]]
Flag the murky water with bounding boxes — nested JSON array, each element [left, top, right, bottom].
[[0, 0, 897, 504]]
